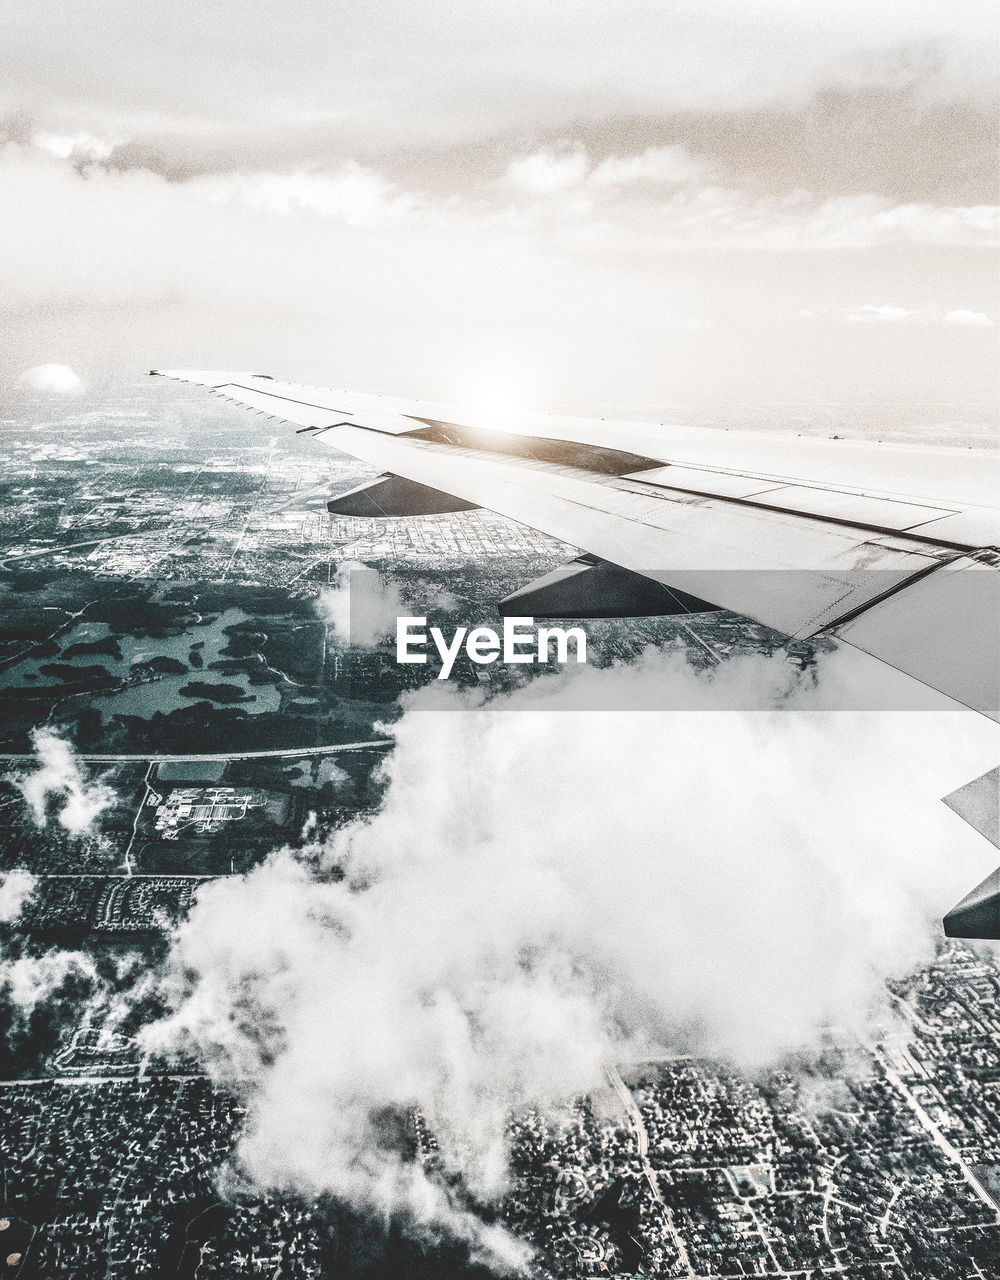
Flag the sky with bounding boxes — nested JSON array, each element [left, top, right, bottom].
[[1, 0, 997, 425]]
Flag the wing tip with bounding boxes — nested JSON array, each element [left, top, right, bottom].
[[148, 368, 274, 387]]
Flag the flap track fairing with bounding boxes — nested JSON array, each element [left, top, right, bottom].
[[327, 473, 479, 517], [499, 556, 722, 619]]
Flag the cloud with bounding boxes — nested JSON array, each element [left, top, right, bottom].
[[2, 0, 996, 162], [495, 147, 998, 251], [316, 563, 409, 649], [844, 303, 998, 326], [16, 363, 86, 394], [591, 145, 715, 189], [0, 873, 102, 1032], [17, 729, 116, 835], [197, 164, 416, 228], [0, 123, 994, 424], [0, 870, 37, 924], [503, 146, 591, 195], [847, 304, 916, 322], [33, 131, 124, 162], [1, 950, 98, 1019], [316, 566, 457, 650], [943, 308, 994, 326], [147, 646, 998, 1255], [0, 869, 99, 1050]]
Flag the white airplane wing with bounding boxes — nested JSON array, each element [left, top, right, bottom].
[[152, 369, 1000, 932], [152, 367, 1000, 719]]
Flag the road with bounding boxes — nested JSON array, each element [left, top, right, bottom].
[[875, 1047, 999, 1218], [0, 740, 392, 764], [0, 1073, 204, 1087], [0, 531, 151, 567], [604, 1062, 696, 1278]]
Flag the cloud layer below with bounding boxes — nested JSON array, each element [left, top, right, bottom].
[[147, 649, 998, 1259], [16, 363, 86, 394], [17, 729, 115, 834]]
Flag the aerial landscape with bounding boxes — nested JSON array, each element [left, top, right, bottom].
[[2, 0, 998, 1276], [0, 388, 998, 1277]]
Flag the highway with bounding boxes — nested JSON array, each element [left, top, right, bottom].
[[0, 740, 392, 764], [0, 530, 148, 567]]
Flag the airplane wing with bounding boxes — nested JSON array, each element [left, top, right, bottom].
[[152, 369, 1000, 931]]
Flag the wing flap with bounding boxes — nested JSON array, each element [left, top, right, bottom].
[[624, 466, 996, 542], [833, 556, 1000, 720], [323, 423, 954, 638]]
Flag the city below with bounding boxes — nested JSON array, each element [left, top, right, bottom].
[[0, 387, 996, 1278]]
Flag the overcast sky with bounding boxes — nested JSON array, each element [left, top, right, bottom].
[[1, 1, 996, 424]]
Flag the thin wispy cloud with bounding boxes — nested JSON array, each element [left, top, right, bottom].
[[847, 305, 917, 323], [845, 304, 997, 325], [3, 1, 996, 155]]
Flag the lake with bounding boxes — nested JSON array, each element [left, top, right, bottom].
[[1, 607, 282, 719]]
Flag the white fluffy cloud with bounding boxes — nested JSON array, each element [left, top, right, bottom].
[[316, 565, 459, 649], [1, 950, 97, 1018], [197, 164, 415, 228], [316, 563, 409, 649], [503, 146, 592, 195], [33, 131, 123, 162], [0, 870, 38, 924], [943, 308, 994, 326], [591, 145, 715, 189], [0, 868, 102, 1024], [18, 729, 116, 835], [147, 648, 998, 1256], [16, 363, 86, 394]]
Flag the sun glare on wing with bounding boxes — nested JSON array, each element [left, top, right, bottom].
[[464, 375, 531, 433]]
